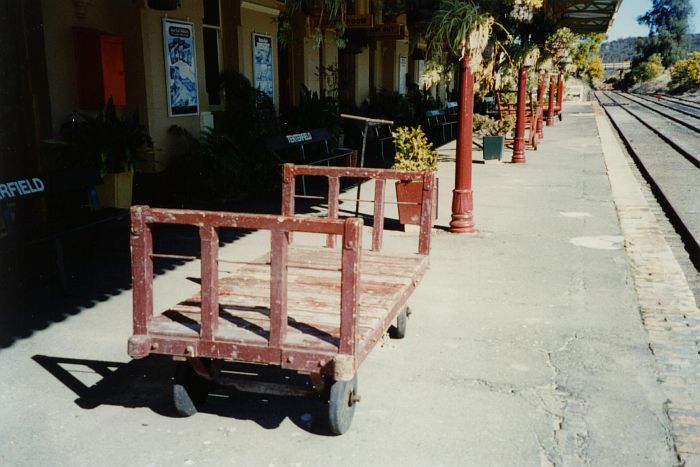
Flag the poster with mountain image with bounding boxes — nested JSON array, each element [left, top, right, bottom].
[[253, 33, 274, 100], [163, 18, 199, 117]]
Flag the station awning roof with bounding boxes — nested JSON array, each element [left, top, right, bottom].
[[544, 0, 623, 33]]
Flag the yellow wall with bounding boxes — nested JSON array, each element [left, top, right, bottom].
[[42, 0, 214, 172], [42, 0, 121, 134], [40, 0, 406, 172], [304, 37, 321, 94], [355, 48, 370, 105], [240, 1, 280, 108], [139, 4, 207, 171]]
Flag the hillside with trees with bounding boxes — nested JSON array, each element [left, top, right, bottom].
[[601, 34, 700, 63]]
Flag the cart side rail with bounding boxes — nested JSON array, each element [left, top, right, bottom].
[[282, 164, 435, 256], [129, 206, 362, 363]]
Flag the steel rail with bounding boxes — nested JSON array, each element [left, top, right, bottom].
[[630, 93, 700, 122], [657, 94, 700, 109], [614, 92, 700, 133], [595, 92, 700, 267], [602, 91, 700, 168]]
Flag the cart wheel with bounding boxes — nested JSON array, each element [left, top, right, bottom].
[[328, 375, 358, 435], [390, 306, 409, 339], [173, 361, 210, 417]]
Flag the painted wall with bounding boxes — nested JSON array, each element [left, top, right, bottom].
[[355, 48, 370, 105], [240, 1, 280, 108], [304, 37, 321, 95], [139, 4, 207, 171], [41, 0, 208, 172], [40, 0, 405, 173], [42, 0, 121, 134]]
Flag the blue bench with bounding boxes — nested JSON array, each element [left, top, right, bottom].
[[1, 168, 128, 290], [425, 109, 456, 143]]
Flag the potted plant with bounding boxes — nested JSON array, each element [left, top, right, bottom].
[[473, 113, 515, 161], [49, 98, 153, 208], [391, 126, 438, 226]]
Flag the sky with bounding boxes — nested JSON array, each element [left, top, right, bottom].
[[605, 0, 700, 41]]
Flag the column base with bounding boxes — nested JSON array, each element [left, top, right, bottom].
[[449, 189, 476, 233], [512, 141, 526, 164]]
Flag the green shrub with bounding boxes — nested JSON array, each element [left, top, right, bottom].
[[630, 53, 665, 83], [44, 98, 153, 176], [391, 126, 438, 171], [584, 57, 604, 82], [282, 86, 342, 145], [671, 52, 700, 89], [472, 114, 515, 137], [165, 71, 281, 200]]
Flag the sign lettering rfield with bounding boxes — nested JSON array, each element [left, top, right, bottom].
[[0, 178, 45, 200]]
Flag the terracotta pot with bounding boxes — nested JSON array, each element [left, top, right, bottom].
[[395, 178, 438, 225]]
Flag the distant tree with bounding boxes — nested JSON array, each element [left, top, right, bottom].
[[637, 0, 694, 67], [585, 57, 604, 82], [571, 33, 605, 77]]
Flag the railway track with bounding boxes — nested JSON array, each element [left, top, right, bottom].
[[629, 92, 700, 122], [595, 91, 700, 267], [655, 93, 700, 108]]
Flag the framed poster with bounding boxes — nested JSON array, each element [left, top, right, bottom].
[[252, 33, 274, 99], [163, 18, 199, 117]]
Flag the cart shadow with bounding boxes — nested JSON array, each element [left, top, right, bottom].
[[32, 354, 334, 436]]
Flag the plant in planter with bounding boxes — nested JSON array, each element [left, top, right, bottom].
[[48, 98, 153, 208], [473, 113, 515, 161], [391, 126, 438, 226]]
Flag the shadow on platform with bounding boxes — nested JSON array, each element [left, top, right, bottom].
[[32, 353, 334, 435]]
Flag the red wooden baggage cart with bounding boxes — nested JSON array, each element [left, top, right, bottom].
[[128, 164, 435, 434]]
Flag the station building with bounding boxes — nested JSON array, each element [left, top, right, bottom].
[[10, 0, 424, 175], [2, 0, 620, 180]]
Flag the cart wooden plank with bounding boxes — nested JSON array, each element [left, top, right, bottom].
[[147, 245, 428, 356]]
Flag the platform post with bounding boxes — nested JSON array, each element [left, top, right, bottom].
[[511, 64, 527, 164], [449, 55, 476, 233], [547, 74, 556, 126], [536, 70, 545, 139], [557, 73, 564, 112]]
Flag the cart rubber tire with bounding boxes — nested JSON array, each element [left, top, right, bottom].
[[328, 375, 358, 435], [173, 361, 209, 417], [390, 306, 409, 339]]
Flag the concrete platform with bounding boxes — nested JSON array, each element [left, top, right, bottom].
[[0, 101, 698, 466]]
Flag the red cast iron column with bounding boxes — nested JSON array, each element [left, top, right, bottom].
[[536, 70, 545, 139], [511, 64, 527, 164], [546, 74, 556, 126], [556, 73, 564, 112], [449, 56, 476, 234]]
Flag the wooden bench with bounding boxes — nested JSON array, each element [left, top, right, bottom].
[[127, 164, 436, 434], [544, 75, 563, 123], [0, 168, 128, 289], [496, 91, 539, 150], [425, 109, 456, 143], [445, 101, 459, 122], [265, 128, 354, 167], [371, 122, 394, 161]]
